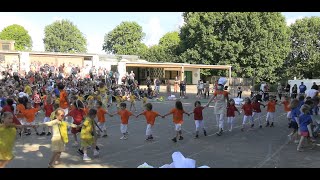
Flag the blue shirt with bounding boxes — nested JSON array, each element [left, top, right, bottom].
[[299, 114, 312, 132], [54, 88, 60, 97], [298, 100, 304, 108], [299, 85, 307, 93], [291, 107, 301, 122]]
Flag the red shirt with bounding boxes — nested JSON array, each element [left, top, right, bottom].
[[117, 109, 133, 124], [227, 104, 238, 117], [193, 106, 204, 120], [2, 105, 21, 125], [251, 102, 262, 113], [142, 110, 160, 125], [68, 109, 85, 124], [44, 104, 54, 117], [242, 103, 253, 116]]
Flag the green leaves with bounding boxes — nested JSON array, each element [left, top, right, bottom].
[[43, 19, 87, 53], [0, 24, 32, 51], [179, 12, 290, 83], [102, 21, 145, 55]]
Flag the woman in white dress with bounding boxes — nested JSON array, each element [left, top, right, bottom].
[[206, 83, 229, 136]]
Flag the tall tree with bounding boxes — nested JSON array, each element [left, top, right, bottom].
[[43, 19, 87, 53], [0, 24, 32, 51], [179, 12, 291, 83], [141, 31, 181, 62], [102, 21, 145, 55], [284, 17, 320, 79]]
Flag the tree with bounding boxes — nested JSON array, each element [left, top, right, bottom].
[[0, 24, 32, 51], [179, 12, 291, 83], [141, 32, 181, 63], [43, 19, 87, 53], [284, 17, 320, 79], [102, 21, 145, 55]]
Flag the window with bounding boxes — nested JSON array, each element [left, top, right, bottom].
[[2, 44, 10, 50]]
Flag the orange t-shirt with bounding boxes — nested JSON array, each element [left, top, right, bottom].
[[59, 90, 68, 109], [267, 101, 277, 112], [142, 110, 159, 126], [117, 109, 133, 124], [282, 100, 290, 112], [16, 104, 25, 119], [23, 108, 40, 122], [213, 90, 229, 97], [169, 108, 185, 124], [97, 107, 107, 123]]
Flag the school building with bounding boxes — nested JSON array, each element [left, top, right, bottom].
[[0, 40, 232, 85]]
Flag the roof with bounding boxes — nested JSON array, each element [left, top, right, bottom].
[[125, 61, 231, 69]]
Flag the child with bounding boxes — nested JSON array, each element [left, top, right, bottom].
[[96, 100, 113, 137], [162, 100, 190, 142], [241, 97, 253, 131], [129, 92, 137, 112], [0, 112, 33, 168], [265, 96, 278, 127], [65, 100, 86, 147], [281, 96, 291, 122], [78, 109, 99, 161], [40, 96, 54, 136], [32, 89, 41, 109], [38, 108, 79, 168], [297, 105, 314, 152], [188, 101, 207, 138], [16, 97, 26, 134], [21, 102, 41, 135], [136, 103, 162, 141], [288, 99, 300, 143], [226, 99, 240, 132], [251, 96, 266, 128], [166, 80, 171, 97], [142, 95, 148, 108], [110, 102, 135, 140]]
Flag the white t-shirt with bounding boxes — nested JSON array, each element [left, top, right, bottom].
[[306, 89, 318, 99]]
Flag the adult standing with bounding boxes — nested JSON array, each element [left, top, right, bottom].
[[311, 82, 319, 91], [285, 83, 290, 97], [291, 84, 298, 99], [206, 78, 229, 136], [299, 82, 307, 96], [277, 83, 283, 100], [114, 71, 119, 85], [146, 76, 151, 88], [237, 86, 242, 98]]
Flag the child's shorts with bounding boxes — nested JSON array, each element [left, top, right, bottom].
[[175, 124, 182, 131], [289, 121, 298, 130], [300, 131, 309, 137]]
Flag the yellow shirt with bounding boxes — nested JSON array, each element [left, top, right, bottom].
[[98, 87, 107, 95], [24, 85, 32, 96], [130, 95, 135, 102], [0, 125, 16, 160], [77, 96, 84, 102]]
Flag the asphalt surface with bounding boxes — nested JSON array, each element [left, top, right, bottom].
[[6, 92, 320, 168]]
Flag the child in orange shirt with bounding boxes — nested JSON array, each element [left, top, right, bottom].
[[163, 100, 190, 142], [110, 102, 135, 140], [281, 96, 291, 122], [266, 96, 278, 127], [22, 102, 41, 135], [96, 101, 113, 137], [136, 103, 162, 141]]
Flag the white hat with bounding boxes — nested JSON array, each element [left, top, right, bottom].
[[18, 92, 26, 98]]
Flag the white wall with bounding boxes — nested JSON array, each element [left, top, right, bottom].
[[19, 52, 30, 72], [288, 79, 320, 94], [184, 68, 200, 84]]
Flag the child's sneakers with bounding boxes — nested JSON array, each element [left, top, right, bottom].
[[266, 121, 270, 127], [39, 132, 46, 136], [47, 132, 52, 136], [251, 124, 254, 128], [93, 150, 99, 157], [294, 140, 300, 144], [77, 149, 84, 155], [203, 130, 207, 136], [259, 125, 262, 128], [120, 136, 128, 140], [270, 122, 274, 127], [171, 137, 177, 143], [194, 134, 199, 139], [83, 155, 92, 161], [179, 136, 184, 140]]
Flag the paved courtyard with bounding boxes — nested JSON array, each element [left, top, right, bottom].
[[6, 91, 320, 168]]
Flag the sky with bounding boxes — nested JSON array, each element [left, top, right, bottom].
[[0, 12, 319, 54]]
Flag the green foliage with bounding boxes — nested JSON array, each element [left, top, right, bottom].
[[43, 19, 87, 53], [102, 21, 145, 55], [0, 24, 32, 51], [285, 17, 320, 79], [179, 12, 291, 83]]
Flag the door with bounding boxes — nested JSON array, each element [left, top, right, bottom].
[[185, 71, 193, 84]]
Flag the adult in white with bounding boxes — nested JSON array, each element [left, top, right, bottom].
[[306, 86, 319, 99], [206, 77, 229, 136]]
